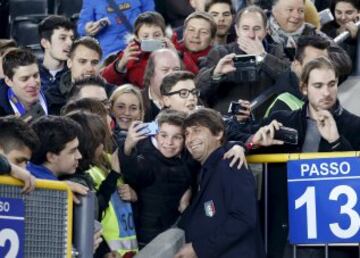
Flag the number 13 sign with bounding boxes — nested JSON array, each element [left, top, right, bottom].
[[287, 157, 360, 244]]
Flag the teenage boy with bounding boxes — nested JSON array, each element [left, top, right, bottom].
[[0, 116, 39, 193], [38, 15, 75, 91], [101, 11, 169, 89], [0, 49, 47, 118], [27, 116, 82, 180], [160, 70, 199, 114], [205, 0, 235, 45]]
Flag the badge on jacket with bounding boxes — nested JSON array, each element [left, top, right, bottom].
[[204, 200, 216, 217]]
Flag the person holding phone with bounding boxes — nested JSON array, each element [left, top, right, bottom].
[[321, 0, 360, 72], [101, 11, 172, 89], [77, 0, 155, 59]]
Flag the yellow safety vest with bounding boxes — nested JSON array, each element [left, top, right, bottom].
[[88, 166, 138, 255]]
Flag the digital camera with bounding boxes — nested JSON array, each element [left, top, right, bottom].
[[233, 54, 259, 82]]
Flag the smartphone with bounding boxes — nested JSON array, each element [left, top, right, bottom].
[[319, 8, 334, 26], [228, 101, 247, 115], [138, 121, 159, 136], [140, 39, 165, 52], [274, 126, 298, 145], [98, 17, 110, 29], [21, 102, 45, 122]]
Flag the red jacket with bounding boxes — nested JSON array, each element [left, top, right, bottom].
[[101, 41, 150, 89], [172, 34, 212, 74]]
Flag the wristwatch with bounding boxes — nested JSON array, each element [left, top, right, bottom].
[[256, 52, 267, 63]]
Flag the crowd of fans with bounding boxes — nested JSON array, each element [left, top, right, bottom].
[[0, 0, 360, 257]]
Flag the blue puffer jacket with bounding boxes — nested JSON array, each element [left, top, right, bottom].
[[77, 0, 155, 59]]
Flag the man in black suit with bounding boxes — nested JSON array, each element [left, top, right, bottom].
[[176, 108, 265, 258]]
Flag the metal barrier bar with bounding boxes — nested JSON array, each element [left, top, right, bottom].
[[247, 151, 360, 163], [264, 163, 268, 253]]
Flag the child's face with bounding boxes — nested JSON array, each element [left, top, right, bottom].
[[155, 122, 184, 158], [136, 24, 165, 41], [162, 79, 198, 114]]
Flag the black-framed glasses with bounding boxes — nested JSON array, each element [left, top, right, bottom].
[[165, 88, 200, 99]]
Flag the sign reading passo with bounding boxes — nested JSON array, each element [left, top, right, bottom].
[[0, 197, 24, 258], [287, 157, 360, 244]]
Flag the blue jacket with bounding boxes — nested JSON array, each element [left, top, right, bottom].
[[77, 0, 155, 58], [0, 79, 14, 116], [179, 146, 265, 258], [27, 162, 58, 180]]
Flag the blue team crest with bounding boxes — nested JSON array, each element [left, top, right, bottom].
[[204, 200, 216, 217]]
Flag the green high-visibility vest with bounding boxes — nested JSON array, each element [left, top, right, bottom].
[[264, 92, 304, 118]]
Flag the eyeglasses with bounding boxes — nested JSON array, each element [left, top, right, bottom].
[[165, 88, 200, 99]]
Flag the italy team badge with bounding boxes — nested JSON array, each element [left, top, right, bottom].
[[204, 200, 216, 217]]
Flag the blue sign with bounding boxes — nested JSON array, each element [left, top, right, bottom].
[[0, 197, 24, 258], [287, 157, 360, 244]]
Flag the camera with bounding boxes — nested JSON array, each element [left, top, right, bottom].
[[228, 101, 247, 115], [233, 54, 259, 82], [138, 121, 159, 136], [274, 126, 298, 145], [140, 39, 165, 52]]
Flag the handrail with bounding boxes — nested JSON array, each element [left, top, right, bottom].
[[246, 151, 360, 163]]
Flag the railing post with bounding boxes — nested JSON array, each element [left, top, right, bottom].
[[293, 244, 297, 258], [353, 30, 360, 76], [325, 244, 329, 258], [264, 163, 268, 253]]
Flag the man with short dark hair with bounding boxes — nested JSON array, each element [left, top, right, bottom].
[[265, 35, 330, 116], [176, 108, 265, 258], [0, 49, 47, 118], [28, 115, 82, 180], [0, 116, 38, 193], [38, 15, 75, 91], [0, 116, 39, 169], [68, 76, 109, 109], [45, 36, 104, 114], [205, 0, 235, 45]]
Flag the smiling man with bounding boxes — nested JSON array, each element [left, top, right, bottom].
[[176, 108, 265, 258], [175, 11, 217, 74], [45, 36, 103, 114], [0, 49, 47, 118]]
